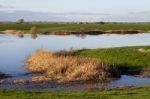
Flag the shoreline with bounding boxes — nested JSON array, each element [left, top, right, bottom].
[[0, 29, 145, 35], [10, 46, 150, 84], [0, 85, 150, 98], [1, 22, 150, 35]]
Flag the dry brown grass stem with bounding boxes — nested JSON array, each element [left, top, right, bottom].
[[26, 50, 119, 83]]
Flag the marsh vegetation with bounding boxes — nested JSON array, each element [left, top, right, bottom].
[[26, 50, 119, 83]]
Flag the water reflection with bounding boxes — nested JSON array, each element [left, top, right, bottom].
[[0, 33, 150, 91], [75, 34, 87, 39], [30, 34, 38, 39], [17, 31, 24, 38], [17, 33, 38, 39], [0, 75, 150, 91], [0, 33, 150, 75], [17, 34, 24, 38]]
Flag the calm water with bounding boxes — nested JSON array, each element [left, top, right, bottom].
[[0, 33, 150, 90], [0, 75, 150, 91]]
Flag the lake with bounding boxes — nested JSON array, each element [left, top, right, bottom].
[[0, 33, 150, 90]]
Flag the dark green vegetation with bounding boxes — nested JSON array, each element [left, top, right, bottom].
[[73, 46, 150, 70], [0, 22, 150, 33], [0, 86, 150, 99]]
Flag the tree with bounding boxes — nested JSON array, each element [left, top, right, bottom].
[[17, 19, 24, 24]]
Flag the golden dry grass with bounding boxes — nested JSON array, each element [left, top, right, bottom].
[[26, 50, 119, 83], [30, 26, 37, 34]]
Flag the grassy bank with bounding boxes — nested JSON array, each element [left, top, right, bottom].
[[0, 22, 150, 34], [73, 46, 150, 70], [0, 86, 150, 99]]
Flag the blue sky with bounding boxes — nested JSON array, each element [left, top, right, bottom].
[[0, 0, 150, 22]]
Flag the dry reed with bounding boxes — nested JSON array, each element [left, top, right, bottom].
[[30, 26, 37, 34], [26, 50, 119, 83]]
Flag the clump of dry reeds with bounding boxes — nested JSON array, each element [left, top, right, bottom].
[[26, 50, 119, 83], [30, 26, 37, 34]]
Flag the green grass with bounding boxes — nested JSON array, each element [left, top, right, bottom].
[[0, 86, 150, 99], [0, 22, 150, 33], [73, 46, 150, 69]]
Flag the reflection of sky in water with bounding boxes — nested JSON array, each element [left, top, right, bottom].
[[0, 33, 150, 75], [0, 34, 16, 43]]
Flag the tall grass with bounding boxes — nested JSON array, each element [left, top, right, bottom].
[[26, 50, 119, 83]]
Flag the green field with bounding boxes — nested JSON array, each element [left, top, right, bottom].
[[0, 86, 150, 99], [0, 22, 150, 33], [73, 46, 150, 69]]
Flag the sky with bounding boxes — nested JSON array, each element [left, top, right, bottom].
[[0, 0, 150, 22]]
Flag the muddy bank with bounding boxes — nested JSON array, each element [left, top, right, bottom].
[[0, 30, 24, 34], [43, 30, 142, 35], [0, 30, 25, 38], [1, 29, 142, 35]]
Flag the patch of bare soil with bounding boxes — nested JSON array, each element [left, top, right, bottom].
[[138, 48, 150, 53], [1, 30, 24, 34]]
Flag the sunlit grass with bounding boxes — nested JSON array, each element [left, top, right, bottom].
[[73, 46, 150, 69]]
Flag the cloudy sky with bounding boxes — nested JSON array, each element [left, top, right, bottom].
[[0, 0, 150, 22]]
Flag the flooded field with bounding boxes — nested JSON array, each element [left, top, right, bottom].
[[0, 33, 150, 90]]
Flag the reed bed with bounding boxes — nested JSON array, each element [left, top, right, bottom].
[[26, 50, 119, 83]]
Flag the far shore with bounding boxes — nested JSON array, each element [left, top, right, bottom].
[[0, 22, 150, 35], [0, 29, 143, 35]]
